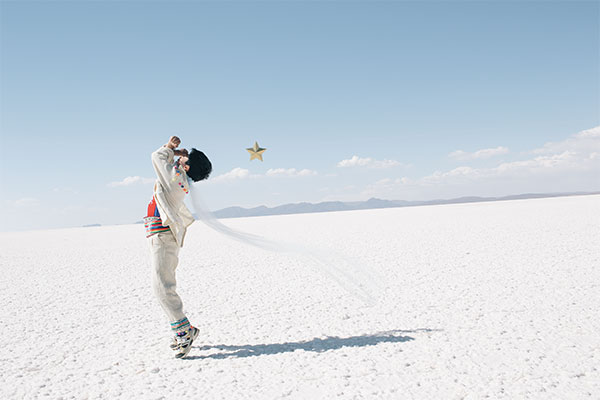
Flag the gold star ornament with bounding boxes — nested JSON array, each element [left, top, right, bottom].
[[246, 141, 267, 161]]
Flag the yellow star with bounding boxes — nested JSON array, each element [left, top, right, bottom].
[[246, 141, 267, 161]]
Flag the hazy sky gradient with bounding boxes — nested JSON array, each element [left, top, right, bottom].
[[1, 1, 598, 231]]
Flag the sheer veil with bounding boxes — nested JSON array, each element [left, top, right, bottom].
[[188, 182, 384, 306]]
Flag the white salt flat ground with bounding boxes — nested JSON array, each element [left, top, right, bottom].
[[1, 194, 599, 399]]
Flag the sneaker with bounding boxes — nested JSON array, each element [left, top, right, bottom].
[[174, 326, 199, 359]]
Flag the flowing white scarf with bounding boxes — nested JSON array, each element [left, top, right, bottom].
[[188, 182, 384, 306]]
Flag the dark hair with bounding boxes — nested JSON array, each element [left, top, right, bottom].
[[186, 148, 212, 182]]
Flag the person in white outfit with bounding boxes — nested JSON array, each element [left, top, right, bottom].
[[144, 136, 212, 358]]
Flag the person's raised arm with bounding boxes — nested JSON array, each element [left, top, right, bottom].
[[152, 136, 185, 191]]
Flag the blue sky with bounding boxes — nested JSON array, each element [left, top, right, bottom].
[[1, 1, 598, 231]]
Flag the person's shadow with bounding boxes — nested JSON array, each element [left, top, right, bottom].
[[184, 329, 436, 360]]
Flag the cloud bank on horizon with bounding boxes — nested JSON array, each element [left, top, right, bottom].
[[104, 125, 598, 202], [359, 126, 599, 200], [107, 126, 598, 194], [210, 126, 595, 186]]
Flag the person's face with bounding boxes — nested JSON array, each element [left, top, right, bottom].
[[178, 156, 190, 172]]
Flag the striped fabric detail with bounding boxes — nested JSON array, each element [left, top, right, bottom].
[[170, 317, 191, 333], [144, 217, 170, 237], [144, 196, 170, 238]]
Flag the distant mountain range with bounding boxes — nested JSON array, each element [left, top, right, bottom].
[[208, 191, 599, 219], [131, 191, 599, 225]]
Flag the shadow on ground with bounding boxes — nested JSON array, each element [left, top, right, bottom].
[[185, 329, 437, 360]]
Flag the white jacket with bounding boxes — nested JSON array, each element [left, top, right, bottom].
[[151, 146, 194, 247]]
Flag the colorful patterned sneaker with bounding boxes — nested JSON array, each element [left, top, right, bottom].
[[174, 326, 199, 359]]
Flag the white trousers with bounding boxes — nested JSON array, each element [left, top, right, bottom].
[[149, 231, 187, 323]]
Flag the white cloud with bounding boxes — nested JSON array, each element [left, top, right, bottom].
[[575, 126, 600, 139], [108, 176, 154, 187], [266, 168, 317, 177], [449, 146, 509, 161], [425, 147, 592, 185], [14, 197, 40, 207], [534, 126, 600, 155], [209, 168, 251, 183], [362, 126, 600, 198], [337, 155, 402, 169], [208, 167, 317, 183], [422, 166, 481, 184], [435, 127, 599, 182], [492, 151, 578, 175], [338, 156, 371, 167], [375, 177, 410, 186]]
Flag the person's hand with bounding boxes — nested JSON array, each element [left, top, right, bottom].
[[166, 136, 181, 149]]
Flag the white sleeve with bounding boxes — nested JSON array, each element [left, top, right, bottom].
[[151, 146, 175, 192]]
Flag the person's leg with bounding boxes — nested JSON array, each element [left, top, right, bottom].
[[149, 230, 199, 357], [149, 231, 188, 329]]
